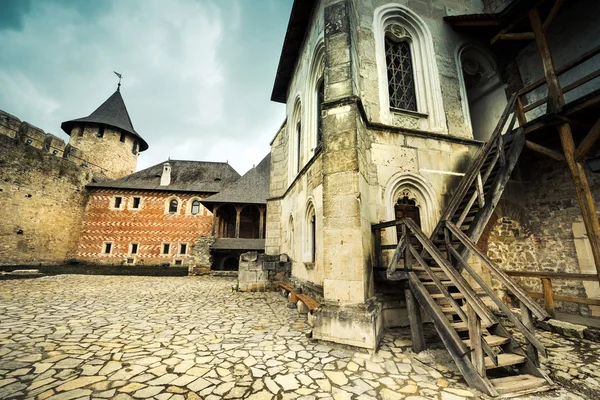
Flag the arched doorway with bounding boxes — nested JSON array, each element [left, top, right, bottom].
[[223, 256, 239, 271], [395, 196, 421, 241], [457, 44, 507, 141]]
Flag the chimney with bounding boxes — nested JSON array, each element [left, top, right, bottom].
[[160, 162, 171, 186]]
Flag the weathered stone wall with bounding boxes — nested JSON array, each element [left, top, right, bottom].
[[67, 123, 139, 180], [482, 0, 512, 12], [189, 236, 216, 275], [0, 134, 92, 266], [485, 151, 600, 315], [1, 109, 66, 157], [77, 189, 213, 267], [237, 252, 291, 292]]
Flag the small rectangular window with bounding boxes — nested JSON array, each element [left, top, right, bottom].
[[162, 243, 170, 254], [131, 243, 139, 254], [174, 260, 183, 266], [104, 243, 112, 254], [114, 197, 122, 208], [179, 243, 187, 255], [79, 124, 85, 136], [97, 126, 105, 138], [120, 132, 126, 142], [132, 141, 138, 155], [132, 197, 141, 209]]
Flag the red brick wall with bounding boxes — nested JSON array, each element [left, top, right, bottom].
[[77, 189, 213, 266]]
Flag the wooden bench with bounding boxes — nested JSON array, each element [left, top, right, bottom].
[[296, 293, 320, 311], [279, 282, 294, 292]]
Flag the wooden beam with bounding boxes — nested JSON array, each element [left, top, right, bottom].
[[529, 7, 564, 114], [526, 291, 600, 306], [497, 32, 535, 41], [405, 288, 426, 352], [575, 118, 600, 161], [541, 278, 556, 317], [542, 0, 564, 32], [467, 304, 485, 377], [558, 122, 600, 282], [525, 140, 565, 161], [520, 303, 540, 368], [503, 270, 599, 281]]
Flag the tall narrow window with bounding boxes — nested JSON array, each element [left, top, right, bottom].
[[162, 243, 171, 254], [120, 131, 126, 142], [304, 201, 316, 264], [79, 124, 85, 136], [97, 126, 105, 138], [317, 79, 324, 148], [296, 121, 302, 172], [132, 141, 138, 155], [130, 243, 139, 254], [132, 197, 141, 209], [385, 37, 416, 111], [114, 196, 122, 209], [191, 200, 200, 215], [179, 243, 187, 255], [103, 242, 112, 254], [310, 214, 316, 263], [169, 200, 178, 214]]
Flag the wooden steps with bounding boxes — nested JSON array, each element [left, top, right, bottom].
[[463, 335, 510, 347], [485, 353, 527, 369], [431, 292, 465, 300], [490, 374, 551, 396]]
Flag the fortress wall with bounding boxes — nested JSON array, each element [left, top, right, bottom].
[[0, 133, 92, 266]]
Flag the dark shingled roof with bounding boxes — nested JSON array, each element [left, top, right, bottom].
[[271, 0, 316, 103], [201, 154, 271, 206], [211, 238, 266, 251], [61, 90, 149, 151], [88, 160, 240, 193]]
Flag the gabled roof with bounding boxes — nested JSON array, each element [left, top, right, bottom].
[[61, 90, 149, 151], [271, 0, 317, 103], [201, 153, 271, 206], [88, 159, 240, 193]]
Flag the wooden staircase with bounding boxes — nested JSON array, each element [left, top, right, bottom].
[[372, 96, 554, 397]]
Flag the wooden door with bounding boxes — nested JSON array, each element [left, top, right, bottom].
[[395, 196, 421, 242]]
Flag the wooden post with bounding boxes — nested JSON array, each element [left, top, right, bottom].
[[558, 122, 600, 282], [405, 288, 426, 353], [402, 222, 409, 271], [258, 206, 265, 239], [235, 205, 242, 239], [529, 7, 564, 114], [520, 301, 540, 367], [541, 278, 556, 317], [374, 229, 383, 270], [467, 304, 485, 377], [516, 96, 527, 127], [211, 205, 218, 236]]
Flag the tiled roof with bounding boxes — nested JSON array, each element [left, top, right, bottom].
[[88, 160, 240, 193], [61, 90, 149, 151]]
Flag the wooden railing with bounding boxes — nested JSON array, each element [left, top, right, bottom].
[[516, 44, 600, 124], [503, 270, 600, 318]]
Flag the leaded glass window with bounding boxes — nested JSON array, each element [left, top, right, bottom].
[[385, 37, 417, 111]]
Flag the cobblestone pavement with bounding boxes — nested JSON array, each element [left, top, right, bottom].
[[0, 275, 597, 400]]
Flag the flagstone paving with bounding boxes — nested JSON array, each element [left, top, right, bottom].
[[0, 275, 597, 399]]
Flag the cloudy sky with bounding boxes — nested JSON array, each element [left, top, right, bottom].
[[0, 0, 292, 175]]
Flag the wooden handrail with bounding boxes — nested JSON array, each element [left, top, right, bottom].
[[446, 221, 550, 321], [403, 218, 497, 327]]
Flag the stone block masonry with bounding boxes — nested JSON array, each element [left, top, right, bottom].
[[237, 252, 291, 292], [0, 134, 92, 266]]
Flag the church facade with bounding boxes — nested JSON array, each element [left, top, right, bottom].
[[265, 0, 600, 352]]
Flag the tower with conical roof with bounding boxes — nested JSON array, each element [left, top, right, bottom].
[[61, 87, 148, 180]]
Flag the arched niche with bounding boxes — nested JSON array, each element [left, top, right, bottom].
[[456, 43, 507, 141]]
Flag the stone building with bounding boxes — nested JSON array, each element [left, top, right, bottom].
[[265, 0, 600, 392], [77, 160, 240, 268]]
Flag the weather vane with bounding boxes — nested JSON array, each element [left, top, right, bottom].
[[113, 71, 123, 91]]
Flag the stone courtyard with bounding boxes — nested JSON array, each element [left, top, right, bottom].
[[0, 275, 598, 400]]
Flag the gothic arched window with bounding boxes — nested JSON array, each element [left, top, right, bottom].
[[385, 37, 416, 111]]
